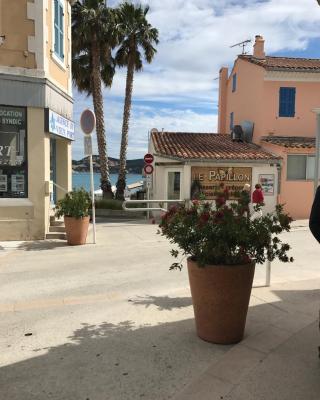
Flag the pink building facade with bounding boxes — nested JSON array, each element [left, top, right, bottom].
[[218, 35, 320, 219]]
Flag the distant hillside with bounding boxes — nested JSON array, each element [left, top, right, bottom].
[[72, 156, 144, 174]]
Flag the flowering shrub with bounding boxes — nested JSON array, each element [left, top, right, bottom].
[[159, 187, 293, 269]]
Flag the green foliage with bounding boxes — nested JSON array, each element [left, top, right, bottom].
[[55, 188, 91, 219], [95, 199, 123, 210], [72, 0, 117, 94], [115, 2, 159, 71], [159, 186, 294, 270]]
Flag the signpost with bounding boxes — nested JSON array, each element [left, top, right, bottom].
[[143, 153, 154, 219], [80, 109, 96, 244]]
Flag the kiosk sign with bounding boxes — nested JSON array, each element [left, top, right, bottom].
[[191, 166, 252, 200]]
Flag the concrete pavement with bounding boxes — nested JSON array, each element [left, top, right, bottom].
[[0, 218, 319, 399]]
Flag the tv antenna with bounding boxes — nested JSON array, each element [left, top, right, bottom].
[[230, 39, 251, 55]]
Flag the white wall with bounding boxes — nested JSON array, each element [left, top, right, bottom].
[[151, 155, 279, 214]]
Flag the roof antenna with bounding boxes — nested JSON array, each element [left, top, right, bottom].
[[230, 39, 252, 55]]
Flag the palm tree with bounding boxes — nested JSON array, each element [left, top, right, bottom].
[[72, 0, 117, 198], [115, 2, 159, 200]]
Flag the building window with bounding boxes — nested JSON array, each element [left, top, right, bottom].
[[287, 154, 314, 180], [230, 112, 234, 131], [54, 0, 64, 60], [167, 171, 181, 200], [232, 74, 237, 92], [0, 106, 27, 198], [279, 87, 295, 117]]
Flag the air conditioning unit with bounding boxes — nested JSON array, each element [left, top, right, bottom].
[[231, 125, 244, 142]]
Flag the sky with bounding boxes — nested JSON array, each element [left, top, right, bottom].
[[72, 0, 320, 160]]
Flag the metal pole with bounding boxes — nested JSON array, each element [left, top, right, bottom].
[[265, 259, 271, 287], [147, 185, 150, 220], [314, 112, 320, 195], [89, 155, 96, 244]]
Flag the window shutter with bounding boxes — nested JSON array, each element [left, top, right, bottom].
[[279, 87, 295, 117], [54, 0, 59, 54], [59, 3, 64, 59], [288, 88, 295, 117]]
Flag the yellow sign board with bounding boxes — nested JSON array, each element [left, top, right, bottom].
[[191, 166, 252, 200]]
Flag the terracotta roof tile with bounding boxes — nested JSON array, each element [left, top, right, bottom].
[[262, 136, 315, 149], [239, 55, 320, 71], [152, 131, 279, 161]]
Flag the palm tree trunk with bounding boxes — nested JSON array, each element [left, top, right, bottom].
[[115, 56, 135, 200], [91, 38, 113, 199]]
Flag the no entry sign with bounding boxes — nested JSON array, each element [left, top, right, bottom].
[[144, 153, 154, 164], [80, 109, 96, 135], [144, 164, 154, 175]]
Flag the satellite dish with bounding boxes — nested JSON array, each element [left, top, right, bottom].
[[231, 125, 244, 142], [241, 121, 254, 143], [150, 128, 159, 134]]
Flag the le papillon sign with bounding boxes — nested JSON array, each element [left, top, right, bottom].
[[191, 166, 252, 200]]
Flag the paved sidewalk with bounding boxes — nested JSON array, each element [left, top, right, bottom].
[[0, 219, 319, 400]]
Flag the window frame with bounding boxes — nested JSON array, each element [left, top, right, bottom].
[[279, 87, 296, 118], [165, 169, 183, 201], [52, 0, 66, 69], [232, 73, 237, 92], [286, 154, 315, 181], [0, 105, 28, 199]]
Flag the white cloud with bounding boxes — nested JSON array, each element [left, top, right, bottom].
[[73, 0, 320, 160]]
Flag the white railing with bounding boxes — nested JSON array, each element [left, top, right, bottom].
[[52, 181, 68, 194], [122, 199, 185, 213]]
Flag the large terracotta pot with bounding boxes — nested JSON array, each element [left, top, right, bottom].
[[187, 258, 255, 344], [64, 216, 90, 246]]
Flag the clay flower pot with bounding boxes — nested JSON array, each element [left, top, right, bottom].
[[64, 216, 89, 246], [187, 258, 255, 344]]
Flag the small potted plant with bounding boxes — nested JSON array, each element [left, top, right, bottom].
[[159, 186, 293, 344], [55, 188, 91, 246]]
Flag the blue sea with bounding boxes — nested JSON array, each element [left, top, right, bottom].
[[72, 172, 143, 192]]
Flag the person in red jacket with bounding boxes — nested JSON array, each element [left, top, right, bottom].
[[252, 183, 264, 204], [252, 183, 264, 217]]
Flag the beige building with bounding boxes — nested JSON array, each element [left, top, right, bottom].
[[0, 0, 75, 240]]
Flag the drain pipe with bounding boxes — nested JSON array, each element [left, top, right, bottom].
[[312, 109, 320, 194]]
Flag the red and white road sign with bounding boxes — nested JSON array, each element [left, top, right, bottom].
[[144, 153, 154, 164], [144, 164, 154, 175], [80, 109, 96, 135]]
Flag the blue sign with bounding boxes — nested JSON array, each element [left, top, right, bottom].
[[46, 109, 75, 141]]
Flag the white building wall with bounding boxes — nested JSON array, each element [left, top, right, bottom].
[[151, 154, 279, 215]]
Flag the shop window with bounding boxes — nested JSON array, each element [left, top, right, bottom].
[[54, 0, 64, 60], [287, 154, 314, 180], [232, 74, 237, 92], [0, 106, 27, 198], [279, 87, 295, 117], [167, 171, 181, 200]]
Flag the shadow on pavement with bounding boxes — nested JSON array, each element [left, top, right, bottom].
[[0, 289, 319, 400], [129, 295, 193, 311], [17, 241, 69, 251]]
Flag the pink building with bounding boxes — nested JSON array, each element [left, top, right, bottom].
[[218, 35, 320, 219]]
